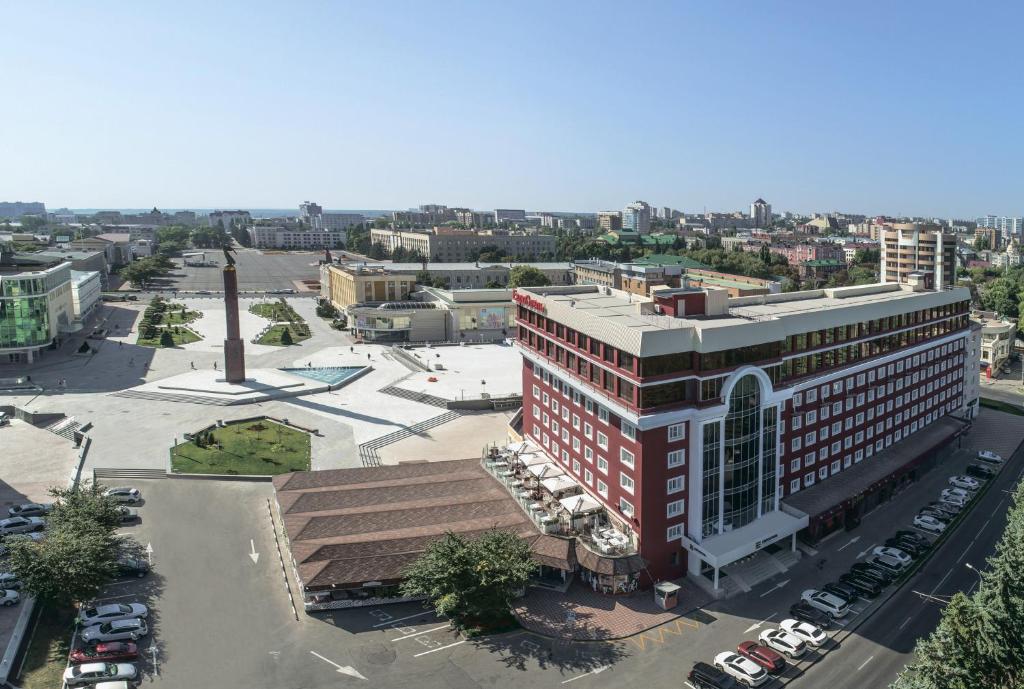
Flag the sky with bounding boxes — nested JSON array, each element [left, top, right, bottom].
[[2, 1, 1022, 217]]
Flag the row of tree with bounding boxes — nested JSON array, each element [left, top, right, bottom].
[[892, 481, 1024, 688], [119, 254, 175, 288]]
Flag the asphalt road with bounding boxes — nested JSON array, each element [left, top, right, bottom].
[[145, 248, 323, 293], [795, 443, 1024, 689]]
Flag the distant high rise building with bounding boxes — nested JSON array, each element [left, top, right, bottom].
[[494, 209, 527, 224], [880, 223, 956, 289], [208, 210, 252, 229], [0, 202, 46, 219], [299, 201, 324, 230], [750, 198, 772, 227], [998, 217, 1023, 242], [622, 201, 651, 234], [597, 211, 622, 233], [976, 214, 999, 229]]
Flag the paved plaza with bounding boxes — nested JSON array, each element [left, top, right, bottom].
[[150, 248, 323, 293], [393, 343, 522, 400]]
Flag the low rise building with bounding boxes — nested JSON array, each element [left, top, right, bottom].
[[369, 227, 556, 261], [0, 251, 76, 363], [976, 312, 1017, 373], [248, 226, 346, 249], [800, 258, 847, 284], [70, 270, 101, 321]]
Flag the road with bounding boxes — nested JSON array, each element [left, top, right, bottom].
[[795, 443, 1024, 689]]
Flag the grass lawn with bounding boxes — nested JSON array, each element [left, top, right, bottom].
[[137, 326, 202, 347], [171, 419, 311, 475], [161, 308, 201, 325], [250, 300, 304, 323], [17, 604, 75, 689], [257, 323, 311, 346], [980, 397, 1024, 416]]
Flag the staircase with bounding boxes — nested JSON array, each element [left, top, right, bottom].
[[378, 385, 451, 409], [774, 548, 803, 570], [93, 467, 167, 480], [109, 390, 234, 406], [721, 551, 787, 592], [44, 417, 80, 441], [357, 410, 463, 467]]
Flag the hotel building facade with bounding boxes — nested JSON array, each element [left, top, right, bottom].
[[513, 281, 976, 587]]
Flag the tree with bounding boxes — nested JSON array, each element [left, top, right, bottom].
[[119, 258, 166, 288], [430, 276, 449, 289], [159, 330, 175, 347], [415, 270, 432, 285], [316, 301, 339, 319], [508, 265, 551, 288], [279, 327, 293, 345], [759, 243, 772, 264], [400, 530, 535, 626], [484, 279, 503, 288]]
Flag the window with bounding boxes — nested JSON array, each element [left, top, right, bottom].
[[597, 456, 608, 474], [791, 458, 801, 473], [831, 441, 841, 455], [597, 480, 608, 497], [532, 404, 540, 419], [619, 498, 634, 517], [819, 466, 828, 480], [667, 499, 685, 518], [572, 414, 580, 430], [668, 423, 685, 441], [619, 473, 634, 494], [561, 407, 569, 421], [584, 422, 593, 439], [805, 431, 816, 446], [584, 468, 593, 484], [597, 432, 609, 450], [584, 446, 593, 461], [790, 478, 801, 494], [667, 449, 685, 468], [542, 392, 549, 405], [572, 459, 581, 474], [667, 524, 683, 541], [804, 472, 815, 487], [572, 437, 581, 451], [620, 447, 635, 468], [667, 476, 685, 494], [621, 420, 637, 441], [806, 410, 817, 424], [598, 407, 609, 424], [561, 428, 569, 443], [804, 452, 816, 466], [585, 399, 594, 414], [792, 415, 802, 430], [831, 460, 841, 474], [552, 400, 559, 413]]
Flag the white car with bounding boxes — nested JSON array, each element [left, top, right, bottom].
[[949, 475, 981, 491], [944, 485, 972, 498], [77, 603, 148, 627], [800, 589, 850, 618], [714, 651, 769, 687], [872, 547, 912, 567], [977, 450, 1004, 464], [940, 490, 968, 506], [780, 618, 827, 647], [0, 590, 19, 607], [80, 618, 148, 644], [758, 628, 807, 658], [63, 662, 137, 687], [940, 494, 967, 509], [914, 514, 947, 533], [103, 487, 141, 505], [0, 516, 45, 535], [0, 573, 21, 590]]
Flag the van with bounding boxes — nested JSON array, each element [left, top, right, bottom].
[[689, 661, 739, 689]]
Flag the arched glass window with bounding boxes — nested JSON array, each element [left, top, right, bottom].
[[722, 375, 762, 531]]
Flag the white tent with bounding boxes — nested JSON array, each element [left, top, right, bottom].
[[526, 462, 565, 479], [559, 493, 602, 515], [541, 475, 579, 494]]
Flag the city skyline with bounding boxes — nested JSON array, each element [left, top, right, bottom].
[[2, 2, 1023, 216]]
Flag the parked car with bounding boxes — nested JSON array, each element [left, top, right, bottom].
[[926, 501, 962, 517], [80, 618, 149, 644], [63, 662, 137, 687], [780, 618, 827, 647], [800, 589, 850, 618], [893, 530, 930, 546], [0, 516, 45, 536], [0, 590, 19, 607], [7, 503, 51, 518], [850, 562, 893, 584], [688, 661, 739, 689], [115, 557, 150, 579], [77, 603, 148, 627], [0, 573, 22, 590], [943, 486, 972, 499], [0, 532, 44, 556], [758, 628, 807, 659], [839, 573, 883, 598], [914, 514, 947, 533], [116, 507, 139, 524], [736, 641, 786, 673], [966, 464, 997, 480], [939, 493, 967, 508], [714, 651, 769, 687], [977, 450, 1004, 464], [870, 554, 906, 575], [103, 487, 141, 505], [788, 601, 832, 628], [822, 581, 860, 604], [949, 475, 981, 491], [872, 546, 913, 567], [885, 536, 926, 557], [69, 642, 139, 664], [918, 508, 951, 522]]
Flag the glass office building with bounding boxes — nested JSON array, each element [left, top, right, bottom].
[[0, 259, 74, 363]]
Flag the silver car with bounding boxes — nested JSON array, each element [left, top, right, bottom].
[[7, 503, 51, 518], [0, 517, 45, 535], [77, 603, 149, 627], [63, 662, 138, 687], [81, 618, 149, 644], [103, 487, 141, 505]]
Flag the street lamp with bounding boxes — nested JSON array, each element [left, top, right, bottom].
[[965, 562, 983, 580]]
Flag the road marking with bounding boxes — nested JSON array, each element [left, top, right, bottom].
[[412, 639, 467, 657], [372, 611, 434, 628], [980, 518, 991, 531], [561, 666, 610, 684], [151, 645, 159, 676], [684, 683, 698, 689], [145, 542, 154, 565], [759, 580, 791, 598], [857, 655, 874, 671], [898, 616, 913, 630], [837, 536, 860, 552], [856, 544, 877, 559], [309, 651, 367, 679], [391, 624, 451, 641], [956, 549, 968, 564], [743, 612, 778, 634], [249, 538, 260, 564], [930, 570, 953, 595]]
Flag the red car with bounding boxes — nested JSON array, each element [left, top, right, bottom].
[[737, 640, 786, 673], [69, 641, 139, 664]]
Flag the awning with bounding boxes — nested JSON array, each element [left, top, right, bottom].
[[541, 475, 579, 494], [681, 509, 808, 569], [576, 545, 646, 576], [526, 462, 565, 479], [559, 494, 602, 515], [518, 453, 549, 467]]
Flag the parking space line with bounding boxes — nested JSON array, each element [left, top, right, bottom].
[[91, 593, 140, 602], [857, 655, 874, 671], [373, 611, 435, 628], [391, 624, 451, 641], [898, 616, 913, 630], [412, 639, 466, 657]]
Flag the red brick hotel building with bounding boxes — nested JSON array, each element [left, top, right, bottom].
[[513, 281, 977, 588]]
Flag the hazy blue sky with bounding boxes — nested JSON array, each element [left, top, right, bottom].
[[2, 1, 1021, 217]]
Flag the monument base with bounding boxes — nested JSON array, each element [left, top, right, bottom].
[[224, 338, 246, 383]]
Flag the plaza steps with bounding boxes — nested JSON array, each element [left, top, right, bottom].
[[357, 410, 463, 467], [722, 551, 786, 593], [378, 385, 451, 409], [109, 390, 234, 406], [93, 467, 167, 480], [44, 417, 80, 441], [774, 548, 803, 571]]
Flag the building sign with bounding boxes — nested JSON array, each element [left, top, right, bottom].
[[754, 533, 780, 550], [512, 290, 546, 312]]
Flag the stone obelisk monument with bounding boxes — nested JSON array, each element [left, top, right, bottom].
[[221, 245, 246, 383]]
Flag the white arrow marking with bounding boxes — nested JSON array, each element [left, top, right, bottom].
[[145, 542, 154, 565], [151, 645, 159, 676], [743, 612, 778, 634], [837, 536, 860, 552], [249, 539, 260, 564], [561, 666, 610, 684], [856, 543, 877, 559], [759, 579, 791, 598], [309, 651, 367, 680]]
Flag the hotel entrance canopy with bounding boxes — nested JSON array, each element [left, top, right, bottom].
[[681, 509, 808, 570]]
